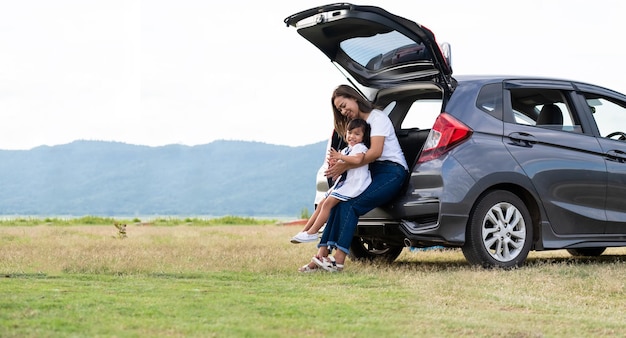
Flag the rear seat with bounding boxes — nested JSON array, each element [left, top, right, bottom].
[[397, 128, 430, 169]]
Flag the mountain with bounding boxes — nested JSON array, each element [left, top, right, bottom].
[[0, 140, 327, 218]]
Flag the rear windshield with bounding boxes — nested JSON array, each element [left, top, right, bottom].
[[340, 30, 430, 71]]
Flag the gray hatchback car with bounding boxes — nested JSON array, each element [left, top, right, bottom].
[[285, 3, 626, 268]]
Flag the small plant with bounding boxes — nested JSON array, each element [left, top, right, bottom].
[[299, 208, 311, 220], [114, 222, 127, 239]]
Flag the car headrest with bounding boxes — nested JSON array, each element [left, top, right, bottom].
[[537, 104, 563, 125]]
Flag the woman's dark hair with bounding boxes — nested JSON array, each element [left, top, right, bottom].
[[347, 118, 371, 149], [331, 85, 373, 140]]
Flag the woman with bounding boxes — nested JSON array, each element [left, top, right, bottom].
[[299, 85, 408, 272]]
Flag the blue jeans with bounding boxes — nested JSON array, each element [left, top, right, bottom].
[[318, 161, 408, 254]]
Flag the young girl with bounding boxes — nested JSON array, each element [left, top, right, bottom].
[[291, 118, 372, 244]]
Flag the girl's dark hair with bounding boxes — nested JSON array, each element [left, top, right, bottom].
[[331, 85, 373, 140], [347, 118, 371, 149]]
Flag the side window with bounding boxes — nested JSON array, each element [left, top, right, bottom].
[[583, 94, 626, 138], [509, 88, 582, 133], [476, 83, 503, 120], [400, 99, 442, 129]]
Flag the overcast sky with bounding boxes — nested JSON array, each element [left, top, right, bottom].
[[1, 0, 624, 150]]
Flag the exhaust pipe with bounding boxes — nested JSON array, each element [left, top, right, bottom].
[[404, 238, 413, 247]]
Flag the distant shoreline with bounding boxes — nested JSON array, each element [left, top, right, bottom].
[[0, 215, 298, 221]]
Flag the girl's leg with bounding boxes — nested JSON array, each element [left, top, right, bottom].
[[299, 205, 341, 270], [300, 196, 326, 233], [300, 197, 344, 271], [306, 197, 339, 234], [300, 215, 316, 233]]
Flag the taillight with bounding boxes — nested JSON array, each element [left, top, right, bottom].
[[417, 113, 472, 163]]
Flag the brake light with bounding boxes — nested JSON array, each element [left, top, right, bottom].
[[417, 113, 472, 163]]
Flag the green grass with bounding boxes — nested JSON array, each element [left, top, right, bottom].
[[1, 224, 625, 337]]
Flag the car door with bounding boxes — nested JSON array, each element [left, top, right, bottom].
[[574, 83, 626, 235], [502, 80, 607, 235]]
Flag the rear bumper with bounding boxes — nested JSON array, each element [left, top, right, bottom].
[[355, 212, 468, 248], [355, 155, 476, 247]]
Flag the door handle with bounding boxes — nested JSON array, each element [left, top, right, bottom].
[[606, 149, 626, 163], [508, 132, 537, 148]]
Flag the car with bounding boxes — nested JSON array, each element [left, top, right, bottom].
[[284, 3, 626, 268]]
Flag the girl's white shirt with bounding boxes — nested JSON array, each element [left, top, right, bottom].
[[329, 142, 371, 201]]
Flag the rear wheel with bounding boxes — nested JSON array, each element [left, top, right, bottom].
[[462, 190, 533, 268], [349, 237, 403, 262], [567, 247, 606, 257]]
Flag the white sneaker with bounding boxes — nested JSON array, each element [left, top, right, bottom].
[[290, 231, 319, 244]]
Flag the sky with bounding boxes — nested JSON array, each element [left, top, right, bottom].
[[1, 0, 625, 150]]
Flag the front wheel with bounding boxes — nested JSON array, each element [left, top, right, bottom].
[[349, 237, 403, 263], [462, 190, 533, 268]]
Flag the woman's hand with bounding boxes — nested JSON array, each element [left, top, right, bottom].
[[328, 147, 342, 162], [325, 147, 345, 180], [325, 159, 347, 181]]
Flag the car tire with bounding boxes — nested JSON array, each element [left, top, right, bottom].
[[462, 190, 533, 268], [566, 247, 606, 257], [349, 237, 403, 262]]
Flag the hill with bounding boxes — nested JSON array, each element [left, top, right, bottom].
[[0, 140, 327, 218]]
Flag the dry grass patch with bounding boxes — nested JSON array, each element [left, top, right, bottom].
[[1, 224, 309, 274], [1, 224, 625, 337]]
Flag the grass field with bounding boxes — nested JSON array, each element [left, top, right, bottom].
[[1, 220, 625, 337]]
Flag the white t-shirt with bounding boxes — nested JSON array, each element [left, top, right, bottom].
[[367, 109, 409, 170]]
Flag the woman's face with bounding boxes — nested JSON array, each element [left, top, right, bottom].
[[333, 95, 360, 120]]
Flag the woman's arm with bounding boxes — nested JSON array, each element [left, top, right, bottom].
[[363, 135, 384, 164], [328, 148, 366, 166]]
